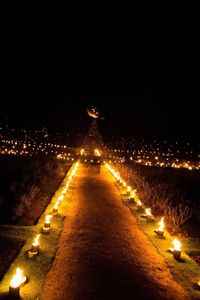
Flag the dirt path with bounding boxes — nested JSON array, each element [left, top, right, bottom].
[[40, 165, 190, 300]]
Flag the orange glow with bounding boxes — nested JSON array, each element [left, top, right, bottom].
[[45, 214, 52, 224], [146, 208, 152, 216], [158, 217, 164, 231], [137, 199, 142, 206], [58, 195, 64, 201], [173, 238, 181, 251], [94, 149, 101, 156], [32, 234, 40, 247], [10, 268, 26, 288]]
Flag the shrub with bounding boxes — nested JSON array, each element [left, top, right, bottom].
[[166, 203, 193, 229]]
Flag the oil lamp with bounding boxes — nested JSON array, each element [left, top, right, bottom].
[[130, 189, 136, 201], [169, 238, 182, 259], [53, 201, 59, 214], [155, 217, 164, 237], [58, 195, 64, 202], [28, 234, 40, 258], [126, 186, 132, 195], [62, 187, 67, 194], [122, 181, 127, 188], [136, 199, 143, 208], [42, 214, 52, 234], [145, 208, 152, 221], [9, 267, 26, 297]]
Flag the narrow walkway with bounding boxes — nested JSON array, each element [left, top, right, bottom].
[[40, 165, 189, 300]]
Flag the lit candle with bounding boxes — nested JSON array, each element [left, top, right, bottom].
[[130, 189, 136, 201], [155, 217, 165, 237], [31, 234, 40, 252], [145, 208, 152, 221], [169, 238, 182, 260], [62, 188, 67, 194], [126, 186, 132, 194], [136, 199, 142, 208], [173, 238, 181, 259], [28, 234, 40, 258], [123, 181, 127, 187], [58, 195, 64, 202], [9, 267, 26, 297], [42, 214, 52, 234], [53, 201, 59, 214]]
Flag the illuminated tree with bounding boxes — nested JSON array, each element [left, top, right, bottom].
[[82, 119, 105, 155]]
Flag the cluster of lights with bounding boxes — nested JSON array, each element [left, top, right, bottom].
[[106, 138, 199, 170], [8, 161, 79, 297], [105, 163, 186, 263], [106, 161, 200, 291], [134, 158, 200, 171], [105, 163, 141, 207], [0, 139, 76, 160]]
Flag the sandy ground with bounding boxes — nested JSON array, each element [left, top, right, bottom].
[[40, 165, 190, 300]]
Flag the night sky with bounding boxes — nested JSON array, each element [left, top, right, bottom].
[[0, 3, 198, 142]]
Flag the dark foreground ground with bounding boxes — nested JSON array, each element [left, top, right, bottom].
[[40, 165, 190, 300]]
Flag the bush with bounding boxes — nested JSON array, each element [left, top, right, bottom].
[[166, 203, 193, 229], [115, 162, 198, 230]]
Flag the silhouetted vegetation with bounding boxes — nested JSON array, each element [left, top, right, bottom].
[[116, 163, 200, 236], [0, 156, 70, 225], [0, 236, 24, 281]]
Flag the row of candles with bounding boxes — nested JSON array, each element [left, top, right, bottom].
[[105, 163, 200, 289], [8, 162, 79, 298]]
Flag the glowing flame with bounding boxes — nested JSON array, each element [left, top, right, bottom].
[[146, 208, 152, 216], [54, 201, 59, 210], [173, 238, 181, 251], [45, 214, 52, 224], [158, 217, 164, 231], [127, 186, 132, 193], [10, 268, 26, 288], [62, 188, 67, 194], [58, 195, 64, 201], [94, 149, 101, 156], [131, 189, 137, 198], [32, 234, 40, 247], [137, 199, 142, 206], [80, 149, 84, 155], [123, 181, 127, 187]]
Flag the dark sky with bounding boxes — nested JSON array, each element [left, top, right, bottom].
[[0, 3, 198, 142]]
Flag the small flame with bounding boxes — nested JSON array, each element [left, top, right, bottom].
[[80, 148, 84, 155], [32, 234, 40, 247], [62, 188, 67, 194], [58, 195, 64, 201], [131, 189, 137, 198], [10, 268, 26, 288], [158, 217, 164, 231], [127, 186, 132, 193], [173, 238, 181, 251], [54, 201, 59, 210], [146, 208, 152, 216], [137, 199, 142, 206], [45, 214, 52, 224], [123, 182, 127, 187]]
